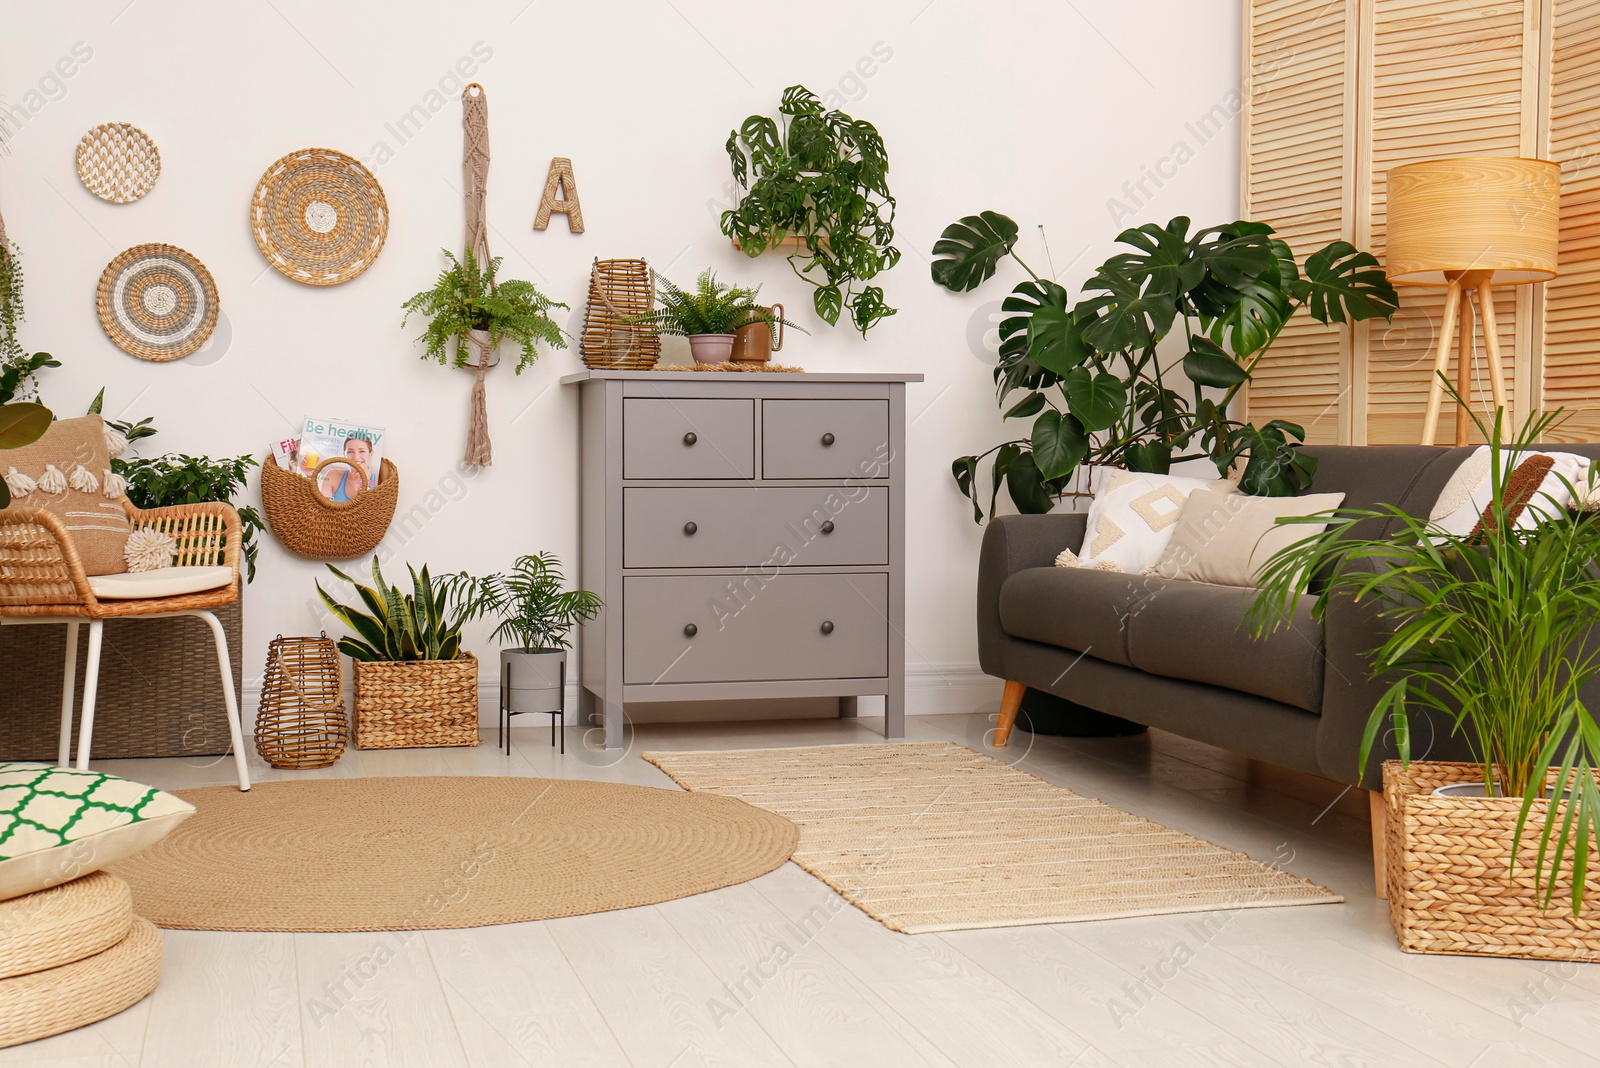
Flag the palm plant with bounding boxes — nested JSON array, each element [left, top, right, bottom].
[[458, 552, 600, 651], [626, 270, 767, 337], [1248, 398, 1600, 912], [401, 248, 568, 373], [317, 558, 473, 662]]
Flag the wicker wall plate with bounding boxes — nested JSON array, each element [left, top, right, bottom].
[[251, 147, 388, 286], [256, 634, 347, 769], [95, 243, 219, 361], [579, 258, 661, 370], [1384, 760, 1600, 962], [260, 457, 398, 560], [76, 122, 161, 203], [354, 655, 479, 750], [0, 916, 161, 1049]]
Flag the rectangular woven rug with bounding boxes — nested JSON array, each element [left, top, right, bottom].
[[643, 741, 1342, 933]]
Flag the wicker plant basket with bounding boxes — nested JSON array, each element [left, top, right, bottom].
[[1384, 760, 1600, 962], [579, 258, 661, 370], [256, 634, 347, 769], [353, 654, 479, 750], [261, 457, 398, 560]]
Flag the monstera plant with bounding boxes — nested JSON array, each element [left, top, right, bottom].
[[721, 85, 899, 337], [932, 212, 1399, 521]]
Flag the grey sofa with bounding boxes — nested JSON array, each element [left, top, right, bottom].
[[977, 443, 1600, 796]]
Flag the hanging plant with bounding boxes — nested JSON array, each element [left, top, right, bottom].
[[721, 85, 899, 337]]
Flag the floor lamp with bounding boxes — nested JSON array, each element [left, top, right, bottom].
[[1384, 157, 1560, 445]]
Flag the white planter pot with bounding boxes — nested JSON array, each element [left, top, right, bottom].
[[687, 334, 736, 363], [500, 647, 565, 714]]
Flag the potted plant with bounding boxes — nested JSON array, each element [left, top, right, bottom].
[[0, 355, 52, 505], [458, 552, 600, 745], [1249, 401, 1600, 957], [627, 270, 795, 364], [317, 559, 480, 750], [930, 212, 1399, 519], [401, 248, 568, 465], [721, 85, 899, 337]]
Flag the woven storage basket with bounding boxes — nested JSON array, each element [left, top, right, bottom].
[[0, 596, 243, 760], [261, 457, 398, 560], [579, 258, 661, 370], [256, 634, 347, 769], [1384, 760, 1600, 962], [0, 916, 161, 1049], [354, 654, 479, 750]]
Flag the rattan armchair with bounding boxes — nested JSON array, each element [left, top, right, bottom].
[[0, 500, 251, 790]]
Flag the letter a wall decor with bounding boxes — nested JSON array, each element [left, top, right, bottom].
[[533, 157, 584, 234]]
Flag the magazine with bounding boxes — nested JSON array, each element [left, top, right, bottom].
[[269, 436, 300, 471], [297, 417, 385, 502]]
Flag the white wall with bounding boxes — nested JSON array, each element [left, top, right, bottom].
[[0, 0, 1241, 713]]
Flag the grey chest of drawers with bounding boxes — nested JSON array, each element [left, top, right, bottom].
[[562, 370, 921, 749]]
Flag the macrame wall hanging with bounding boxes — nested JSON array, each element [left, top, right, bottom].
[[461, 83, 497, 467]]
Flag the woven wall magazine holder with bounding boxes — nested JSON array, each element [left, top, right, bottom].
[[256, 633, 347, 769], [260, 457, 398, 560], [579, 258, 661, 370]]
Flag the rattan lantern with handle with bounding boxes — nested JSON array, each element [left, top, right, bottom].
[[1384, 156, 1560, 445], [579, 258, 661, 370], [255, 633, 347, 769]]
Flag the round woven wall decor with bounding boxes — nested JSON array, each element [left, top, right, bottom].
[[95, 243, 220, 362], [251, 147, 388, 286], [75, 122, 161, 203]]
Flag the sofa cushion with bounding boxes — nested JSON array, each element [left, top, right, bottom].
[[999, 566, 1169, 668], [1057, 468, 1235, 573], [1125, 579, 1325, 713]]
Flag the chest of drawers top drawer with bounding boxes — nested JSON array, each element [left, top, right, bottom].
[[762, 399, 891, 479], [623, 398, 754, 480]]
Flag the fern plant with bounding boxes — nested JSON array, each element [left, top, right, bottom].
[[458, 551, 601, 651], [401, 248, 568, 373], [627, 270, 772, 337], [317, 558, 473, 662]]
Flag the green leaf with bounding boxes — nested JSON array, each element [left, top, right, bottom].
[[1122, 440, 1173, 473], [1004, 451, 1056, 514], [1003, 392, 1047, 420], [0, 401, 51, 450], [1108, 217, 1205, 300], [1026, 301, 1092, 376], [951, 454, 983, 523], [814, 284, 843, 325], [1075, 268, 1176, 352], [1030, 409, 1089, 480], [1062, 368, 1126, 433], [930, 212, 1021, 292], [1182, 337, 1251, 388], [1298, 241, 1399, 324]]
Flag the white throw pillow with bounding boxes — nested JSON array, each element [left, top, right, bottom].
[[1429, 446, 1590, 537], [0, 763, 194, 901], [1056, 468, 1236, 574], [1151, 489, 1347, 588]]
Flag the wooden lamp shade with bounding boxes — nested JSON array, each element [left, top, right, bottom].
[[1383, 156, 1561, 444]]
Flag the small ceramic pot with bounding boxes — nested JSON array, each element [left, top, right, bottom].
[[500, 647, 565, 714], [687, 334, 736, 363]]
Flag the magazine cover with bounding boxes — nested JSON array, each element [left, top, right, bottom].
[[269, 436, 300, 471], [298, 417, 385, 502]]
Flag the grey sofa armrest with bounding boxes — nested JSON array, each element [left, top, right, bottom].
[[977, 513, 1086, 677]]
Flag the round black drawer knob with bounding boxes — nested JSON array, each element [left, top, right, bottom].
[[683, 623, 698, 637], [820, 620, 835, 635], [683, 521, 698, 536], [820, 520, 835, 534], [683, 431, 698, 446], [821, 432, 836, 447]]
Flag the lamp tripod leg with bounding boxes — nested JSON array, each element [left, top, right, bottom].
[[1421, 279, 1463, 446]]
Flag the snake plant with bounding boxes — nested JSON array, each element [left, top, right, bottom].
[[317, 558, 473, 662]]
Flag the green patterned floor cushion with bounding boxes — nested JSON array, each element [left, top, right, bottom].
[[0, 763, 194, 902]]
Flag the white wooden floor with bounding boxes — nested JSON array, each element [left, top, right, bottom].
[[6, 712, 1599, 1068]]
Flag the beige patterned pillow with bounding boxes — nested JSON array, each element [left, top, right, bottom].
[[1056, 468, 1236, 574], [0, 415, 132, 576], [1152, 489, 1346, 587]]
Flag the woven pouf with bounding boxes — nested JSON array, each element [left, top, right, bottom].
[[0, 871, 133, 980], [0, 918, 161, 1048]]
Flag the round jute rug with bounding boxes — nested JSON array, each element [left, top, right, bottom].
[[106, 777, 798, 932]]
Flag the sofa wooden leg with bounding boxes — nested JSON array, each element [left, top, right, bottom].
[[1369, 789, 1388, 899], [994, 680, 1026, 747]]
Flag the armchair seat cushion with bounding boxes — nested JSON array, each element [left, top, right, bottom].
[[87, 565, 232, 600], [1126, 579, 1326, 713]]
